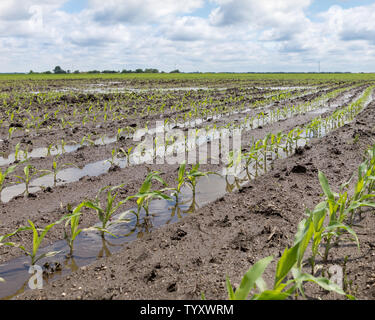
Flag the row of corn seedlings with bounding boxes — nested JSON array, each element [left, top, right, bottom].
[[0, 84, 347, 167], [0, 82, 342, 146], [220, 143, 375, 300], [1, 86, 299, 138], [0, 162, 214, 269]]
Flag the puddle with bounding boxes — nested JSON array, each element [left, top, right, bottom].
[[0, 87, 372, 299]]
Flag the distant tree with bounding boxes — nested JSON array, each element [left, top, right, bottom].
[[88, 70, 100, 74], [169, 69, 180, 73], [43, 71, 52, 74], [53, 66, 66, 74], [29, 70, 34, 74], [101, 70, 118, 73], [121, 69, 133, 73], [144, 68, 159, 73], [73, 70, 80, 74], [135, 68, 144, 73]]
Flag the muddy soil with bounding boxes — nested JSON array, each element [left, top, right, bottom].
[[15, 96, 375, 300], [0, 83, 362, 264], [0, 78, 373, 300], [1, 91, 372, 300], [0, 84, 357, 184], [0, 83, 351, 153]]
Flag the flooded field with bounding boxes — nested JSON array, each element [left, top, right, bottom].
[[0, 74, 375, 300]]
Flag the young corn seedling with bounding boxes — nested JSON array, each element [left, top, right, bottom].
[[105, 148, 120, 170], [225, 150, 244, 178], [116, 128, 125, 142], [82, 134, 95, 147], [8, 127, 15, 140], [318, 171, 360, 262], [126, 171, 171, 222], [15, 164, 40, 197], [14, 142, 21, 162], [179, 163, 216, 198], [64, 202, 87, 254], [244, 147, 258, 180], [4, 218, 66, 265], [60, 139, 68, 154], [0, 226, 32, 279], [46, 143, 55, 157], [118, 147, 133, 166], [40, 157, 78, 187], [261, 133, 272, 173], [84, 184, 128, 238]]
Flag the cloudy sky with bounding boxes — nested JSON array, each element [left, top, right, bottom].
[[0, 0, 374, 73]]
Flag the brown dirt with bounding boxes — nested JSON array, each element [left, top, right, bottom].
[[2, 84, 372, 300]]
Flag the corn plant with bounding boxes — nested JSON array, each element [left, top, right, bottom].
[[14, 142, 21, 162], [116, 128, 124, 142], [118, 147, 133, 166], [84, 184, 129, 237], [318, 171, 360, 262], [46, 143, 55, 157], [105, 148, 119, 168], [40, 157, 77, 187], [64, 202, 86, 254], [176, 163, 216, 197], [126, 171, 171, 221], [14, 164, 40, 197], [3, 219, 66, 265], [8, 127, 15, 140], [171, 162, 187, 204], [224, 216, 348, 300]]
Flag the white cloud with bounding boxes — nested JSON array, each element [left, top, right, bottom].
[[0, 0, 375, 72], [88, 0, 204, 24]]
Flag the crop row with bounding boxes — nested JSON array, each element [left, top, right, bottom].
[[221, 142, 375, 300], [0, 84, 359, 168]]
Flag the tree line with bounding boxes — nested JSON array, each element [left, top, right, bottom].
[[28, 66, 181, 74]]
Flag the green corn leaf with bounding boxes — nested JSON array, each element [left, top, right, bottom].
[[28, 220, 39, 258], [252, 290, 290, 300], [294, 218, 314, 268], [312, 202, 327, 231], [178, 162, 186, 183], [255, 277, 268, 292], [274, 245, 299, 289], [90, 226, 118, 238], [233, 256, 273, 300], [294, 272, 346, 296], [318, 171, 334, 201], [34, 251, 61, 264], [226, 276, 235, 300], [83, 201, 102, 213], [323, 223, 359, 249], [139, 179, 152, 194]]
